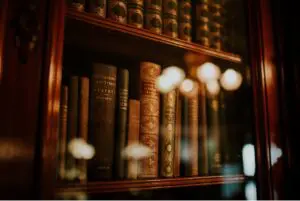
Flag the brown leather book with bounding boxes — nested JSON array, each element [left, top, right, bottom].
[[66, 76, 79, 173], [126, 99, 140, 179], [187, 91, 199, 176], [139, 62, 161, 178], [78, 77, 89, 183], [115, 68, 129, 179], [174, 90, 181, 177], [58, 85, 68, 180], [88, 63, 117, 181], [198, 83, 209, 175], [160, 90, 176, 177]]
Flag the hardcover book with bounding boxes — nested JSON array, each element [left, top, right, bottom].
[[139, 62, 161, 178], [88, 63, 117, 180]]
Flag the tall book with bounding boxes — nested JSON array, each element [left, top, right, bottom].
[[207, 95, 222, 175], [78, 77, 89, 183], [115, 68, 129, 179], [66, 76, 79, 173], [139, 62, 161, 178], [174, 91, 181, 177], [126, 99, 140, 179], [198, 83, 209, 175], [58, 85, 68, 180], [160, 90, 176, 177], [88, 63, 117, 180], [180, 95, 188, 176], [187, 91, 199, 176]]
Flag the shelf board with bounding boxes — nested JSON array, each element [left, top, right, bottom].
[[56, 175, 245, 194], [66, 9, 242, 64]]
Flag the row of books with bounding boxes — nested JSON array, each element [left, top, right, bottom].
[[68, 0, 225, 50], [58, 61, 224, 182]]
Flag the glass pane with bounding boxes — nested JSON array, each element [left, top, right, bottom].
[[56, 0, 257, 199]]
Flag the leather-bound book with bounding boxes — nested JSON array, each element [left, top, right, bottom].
[[174, 91, 181, 177], [207, 95, 222, 175], [68, 0, 86, 11], [58, 85, 68, 180], [187, 91, 199, 176], [180, 95, 188, 176], [87, 0, 107, 17], [88, 63, 117, 181], [139, 62, 161, 178], [160, 90, 176, 177], [126, 99, 140, 179], [78, 77, 90, 183], [66, 76, 79, 173], [198, 83, 208, 175], [108, 0, 127, 23], [114, 68, 129, 179]]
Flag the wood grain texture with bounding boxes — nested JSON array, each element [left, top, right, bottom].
[[0, 0, 8, 82], [66, 8, 241, 63], [56, 175, 245, 194]]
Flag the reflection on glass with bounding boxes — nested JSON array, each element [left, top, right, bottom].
[[220, 69, 243, 91], [68, 138, 95, 160], [245, 181, 257, 200], [206, 80, 220, 95], [156, 74, 176, 94], [196, 62, 221, 83], [270, 143, 282, 166], [122, 143, 152, 160], [242, 144, 256, 177], [162, 66, 185, 87]]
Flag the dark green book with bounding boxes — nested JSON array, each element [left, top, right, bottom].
[[180, 95, 189, 176], [88, 63, 117, 181], [114, 68, 129, 179]]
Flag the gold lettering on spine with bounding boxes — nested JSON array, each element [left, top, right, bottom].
[[94, 76, 116, 101], [139, 62, 161, 178]]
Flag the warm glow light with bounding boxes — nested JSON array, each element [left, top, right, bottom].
[[196, 62, 221, 83], [122, 143, 152, 160], [162, 66, 185, 86], [242, 144, 256, 177], [220, 69, 243, 91], [68, 138, 95, 160], [156, 74, 175, 94], [179, 79, 194, 93], [206, 80, 220, 95]]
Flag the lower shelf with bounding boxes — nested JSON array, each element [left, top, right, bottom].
[[56, 175, 245, 195]]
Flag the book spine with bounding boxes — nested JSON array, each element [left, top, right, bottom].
[[108, 0, 127, 23], [187, 91, 199, 176], [58, 86, 68, 180], [194, 0, 210, 46], [180, 95, 188, 176], [68, 0, 86, 11], [78, 77, 90, 183], [198, 83, 208, 175], [88, 63, 117, 180], [127, 100, 140, 179], [66, 76, 79, 172], [145, 0, 162, 34], [139, 62, 161, 178], [207, 96, 222, 175], [128, 1, 144, 28], [174, 91, 181, 177], [115, 68, 129, 179], [160, 90, 176, 177], [163, 0, 178, 38], [210, 0, 223, 50], [87, 0, 107, 17], [178, 0, 192, 41]]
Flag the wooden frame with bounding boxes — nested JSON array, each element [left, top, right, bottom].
[[35, 0, 284, 199]]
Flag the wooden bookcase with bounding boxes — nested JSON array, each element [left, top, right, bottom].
[[0, 0, 292, 199]]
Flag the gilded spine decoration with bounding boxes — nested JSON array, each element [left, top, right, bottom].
[[178, 0, 192, 41], [195, 0, 210, 46], [145, 0, 162, 34], [108, 0, 128, 23], [160, 90, 176, 177], [88, 0, 107, 17], [139, 62, 161, 178], [128, 0, 144, 28]]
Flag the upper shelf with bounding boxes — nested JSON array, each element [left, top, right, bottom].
[[56, 175, 245, 195], [66, 9, 242, 64]]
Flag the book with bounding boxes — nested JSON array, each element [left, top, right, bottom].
[[88, 63, 117, 181], [87, 0, 107, 17], [58, 85, 68, 180], [66, 76, 79, 173], [108, 0, 127, 23], [194, 0, 210, 46], [180, 95, 188, 176], [78, 77, 90, 183], [114, 68, 129, 179], [198, 83, 209, 175], [68, 0, 85, 11], [188, 91, 199, 176], [174, 91, 181, 177], [145, 0, 162, 34], [178, 0, 192, 41], [139, 62, 161, 178], [207, 95, 222, 175], [160, 90, 176, 177], [163, 0, 178, 38], [126, 99, 140, 179], [128, 1, 144, 28]]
